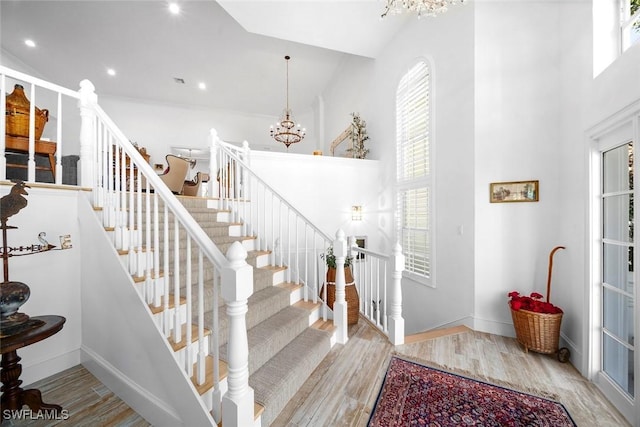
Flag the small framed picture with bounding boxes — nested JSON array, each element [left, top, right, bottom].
[[490, 180, 539, 203]]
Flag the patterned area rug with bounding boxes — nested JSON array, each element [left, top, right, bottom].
[[368, 356, 576, 426]]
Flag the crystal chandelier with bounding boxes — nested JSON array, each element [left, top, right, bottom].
[[381, 0, 466, 19], [270, 55, 305, 149]]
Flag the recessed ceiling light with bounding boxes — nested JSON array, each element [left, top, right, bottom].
[[107, 68, 116, 76], [168, 3, 180, 15], [24, 39, 36, 48], [198, 82, 206, 90]]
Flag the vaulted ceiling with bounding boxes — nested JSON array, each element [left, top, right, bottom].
[[0, 1, 409, 116]]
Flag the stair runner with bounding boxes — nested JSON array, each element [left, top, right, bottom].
[[154, 196, 334, 426]]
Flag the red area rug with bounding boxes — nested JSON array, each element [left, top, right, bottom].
[[368, 357, 576, 426]]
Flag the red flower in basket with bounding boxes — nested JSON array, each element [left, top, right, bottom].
[[508, 291, 563, 314]]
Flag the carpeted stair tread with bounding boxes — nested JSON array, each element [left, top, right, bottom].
[[220, 305, 310, 375], [205, 285, 293, 347], [184, 263, 286, 313], [250, 327, 332, 426]]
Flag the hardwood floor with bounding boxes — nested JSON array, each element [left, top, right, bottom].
[[1, 320, 630, 426], [0, 365, 148, 427], [273, 321, 630, 427]]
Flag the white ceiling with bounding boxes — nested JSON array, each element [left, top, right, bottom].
[[0, 0, 408, 116]]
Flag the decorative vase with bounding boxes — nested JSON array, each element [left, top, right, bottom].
[[5, 84, 49, 140], [0, 281, 31, 326], [320, 266, 360, 325]]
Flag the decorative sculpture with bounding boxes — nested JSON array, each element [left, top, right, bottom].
[[0, 180, 64, 333]]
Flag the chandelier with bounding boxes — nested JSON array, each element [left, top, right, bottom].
[[270, 55, 305, 149], [381, 0, 466, 19]]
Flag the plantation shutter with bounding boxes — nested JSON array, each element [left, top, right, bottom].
[[396, 61, 431, 280]]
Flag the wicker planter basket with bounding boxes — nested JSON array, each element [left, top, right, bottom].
[[5, 84, 49, 140], [320, 266, 359, 325], [509, 246, 571, 363], [510, 307, 562, 354]]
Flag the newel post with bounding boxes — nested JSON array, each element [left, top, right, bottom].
[[388, 243, 405, 345], [78, 79, 97, 189], [209, 128, 219, 199], [221, 242, 255, 427], [333, 229, 348, 344]]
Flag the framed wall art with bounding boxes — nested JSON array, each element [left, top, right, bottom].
[[490, 180, 539, 203]]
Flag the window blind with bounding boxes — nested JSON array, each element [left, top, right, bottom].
[[395, 61, 431, 280]]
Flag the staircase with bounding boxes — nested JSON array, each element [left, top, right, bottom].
[[129, 195, 336, 426], [0, 65, 404, 426]]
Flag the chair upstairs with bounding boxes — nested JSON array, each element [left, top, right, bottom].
[[158, 154, 190, 194], [182, 171, 210, 197]]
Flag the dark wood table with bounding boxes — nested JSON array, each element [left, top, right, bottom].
[[0, 315, 66, 421]]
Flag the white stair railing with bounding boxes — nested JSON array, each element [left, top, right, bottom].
[[210, 130, 334, 320], [0, 66, 254, 426], [209, 130, 406, 346], [79, 87, 253, 426], [348, 237, 406, 345]]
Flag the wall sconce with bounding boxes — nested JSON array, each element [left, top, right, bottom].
[[351, 205, 363, 221]]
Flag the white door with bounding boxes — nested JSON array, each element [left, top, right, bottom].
[[595, 136, 638, 425]]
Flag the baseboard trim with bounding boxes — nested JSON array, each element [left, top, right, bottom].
[[81, 346, 182, 426], [21, 348, 81, 388]]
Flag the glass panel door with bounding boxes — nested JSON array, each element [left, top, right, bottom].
[[601, 142, 635, 399]]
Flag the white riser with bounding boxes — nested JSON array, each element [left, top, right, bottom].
[[289, 286, 302, 305], [253, 253, 270, 269], [173, 336, 210, 367], [228, 224, 242, 237], [271, 269, 284, 286], [200, 377, 227, 414], [150, 305, 188, 331]]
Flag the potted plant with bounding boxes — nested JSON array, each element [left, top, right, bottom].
[[322, 246, 353, 283], [320, 246, 359, 324], [346, 112, 370, 159]]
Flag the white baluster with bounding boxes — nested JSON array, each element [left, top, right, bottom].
[[221, 242, 254, 427], [388, 243, 405, 345], [209, 128, 218, 200], [333, 229, 348, 344], [27, 83, 36, 182], [55, 92, 62, 185], [78, 79, 97, 189], [0, 74, 7, 181]]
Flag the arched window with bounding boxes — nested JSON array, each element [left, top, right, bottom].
[[395, 61, 433, 285]]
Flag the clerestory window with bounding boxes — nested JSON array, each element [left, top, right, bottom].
[[621, 0, 640, 51]]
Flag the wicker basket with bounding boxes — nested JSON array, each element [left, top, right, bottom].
[[320, 267, 359, 325], [510, 306, 563, 354], [5, 84, 49, 140]]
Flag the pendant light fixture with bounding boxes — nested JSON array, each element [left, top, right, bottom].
[[270, 55, 305, 149]]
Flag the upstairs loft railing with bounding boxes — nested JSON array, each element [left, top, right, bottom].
[[0, 66, 255, 426], [1, 67, 79, 184]]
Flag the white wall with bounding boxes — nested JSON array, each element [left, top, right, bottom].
[[321, 4, 476, 334], [474, 1, 594, 372], [0, 184, 83, 386], [98, 96, 320, 172], [250, 151, 382, 250]]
